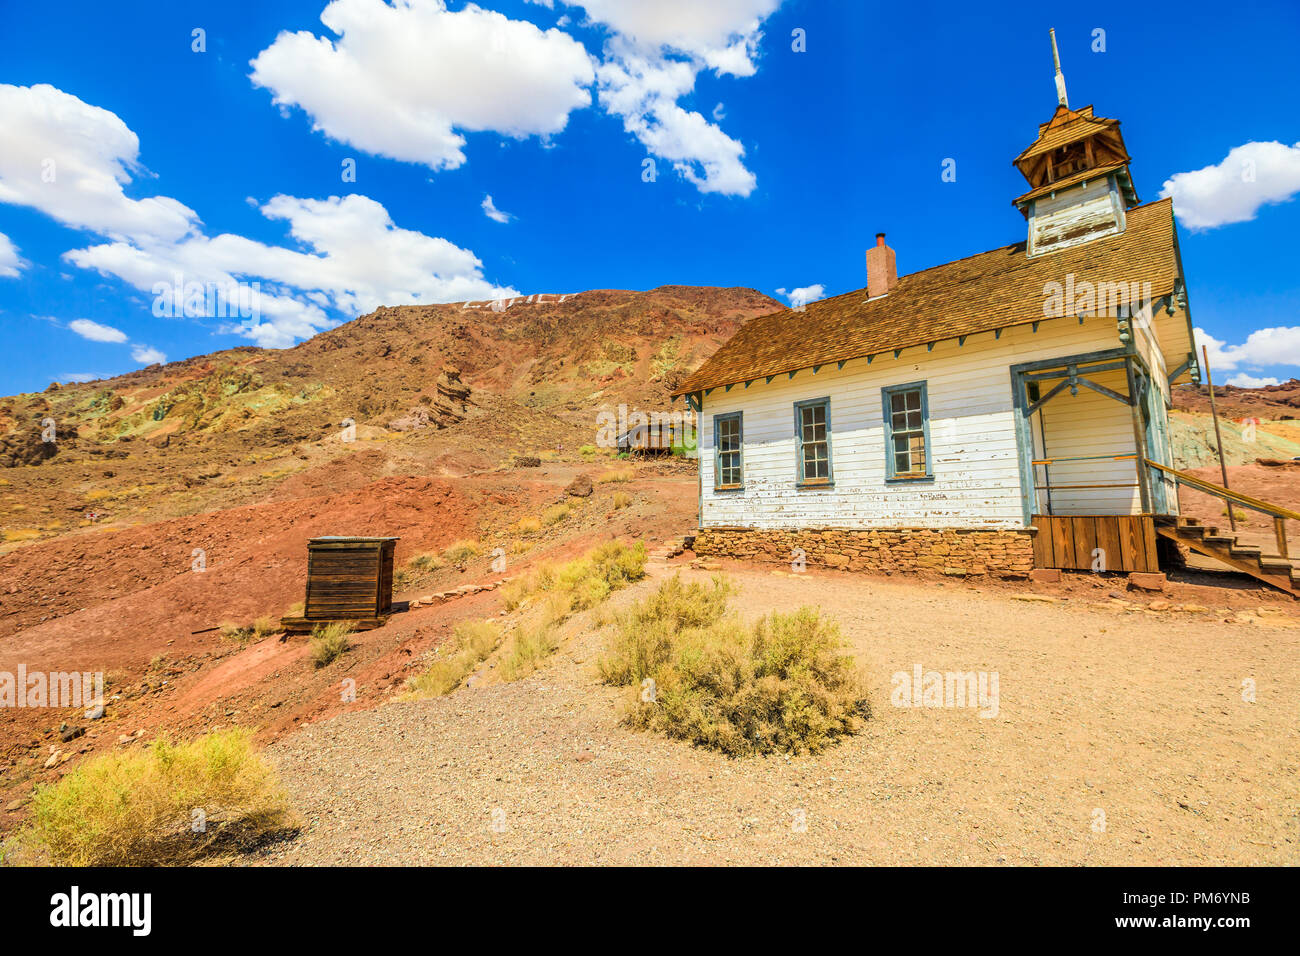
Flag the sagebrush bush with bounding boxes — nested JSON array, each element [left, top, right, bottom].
[[309, 621, 353, 668], [499, 624, 559, 682], [598, 576, 867, 756], [21, 729, 294, 866], [612, 491, 632, 509], [541, 502, 573, 526], [597, 467, 633, 483], [515, 516, 542, 534], [221, 616, 280, 643], [502, 540, 646, 620], [596, 575, 731, 685], [441, 540, 480, 564], [405, 619, 502, 698]]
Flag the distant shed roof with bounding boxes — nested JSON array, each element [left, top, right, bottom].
[[672, 199, 1180, 397]]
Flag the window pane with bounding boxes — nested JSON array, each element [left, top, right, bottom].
[[891, 393, 905, 414], [895, 452, 910, 474], [909, 434, 926, 472], [907, 411, 922, 429], [906, 390, 921, 411]]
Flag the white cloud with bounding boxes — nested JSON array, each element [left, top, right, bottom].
[[68, 318, 128, 343], [68, 193, 517, 347], [776, 283, 824, 309], [130, 344, 166, 365], [581, 0, 781, 196], [0, 232, 21, 277], [481, 194, 513, 223], [251, 1, 781, 197], [1160, 141, 1300, 230], [249, 0, 595, 171], [1195, 324, 1300, 373], [0, 84, 198, 243], [1226, 373, 1281, 388], [58, 372, 103, 383], [572, 0, 778, 75], [0, 82, 517, 350]]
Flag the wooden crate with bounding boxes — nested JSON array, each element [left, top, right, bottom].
[[300, 536, 398, 623], [1031, 515, 1158, 573]]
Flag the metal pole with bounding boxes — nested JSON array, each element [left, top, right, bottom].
[[1202, 344, 1236, 531]]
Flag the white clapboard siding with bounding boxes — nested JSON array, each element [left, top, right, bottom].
[[700, 314, 1136, 530], [1029, 178, 1123, 255]]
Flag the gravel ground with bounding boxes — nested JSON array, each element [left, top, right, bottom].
[[261, 567, 1300, 865]]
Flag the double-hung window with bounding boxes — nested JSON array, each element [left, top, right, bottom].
[[714, 412, 743, 490], [794, 397, 832, 485], [882, 381, 932, 480]]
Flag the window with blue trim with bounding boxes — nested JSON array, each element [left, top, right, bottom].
[[794, 397, 832, 485], [882, 382, 932, 480], [714, 412, 743, 489]]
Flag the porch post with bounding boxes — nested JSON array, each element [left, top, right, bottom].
[[1009, 366, 1038, 525], [1125, 356, 1153, 514]]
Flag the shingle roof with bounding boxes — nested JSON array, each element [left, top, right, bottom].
[[1012, 160, 1129, 206], [1014, 104, 1122, 163], [673, 199, 1180, 397]]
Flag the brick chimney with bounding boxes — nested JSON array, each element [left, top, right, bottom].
[[866, 232, 897, 299]]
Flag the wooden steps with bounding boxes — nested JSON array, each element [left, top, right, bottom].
[[1155, 516, 1299, 597]]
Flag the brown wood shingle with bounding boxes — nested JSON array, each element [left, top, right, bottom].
[[673, 199, 1180, 397]]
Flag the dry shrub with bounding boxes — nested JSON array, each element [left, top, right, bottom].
[[405, 619, 502, 698], [220, 616, 279, 643], [515, 516, 542, 534], [396, 551, 447, 589], [541, 502, 573, 526], [441, 540, 480, 564], [597, 467, 633, 483], [309, 621, 354, 668], [495, 541, 647, 680], [598, 575, 868, 756], [612, 490, 632, 509], [21, 729, 294, 866], [499, 624, 559, 682]]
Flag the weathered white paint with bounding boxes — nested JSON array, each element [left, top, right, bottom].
[[1028, 175, 1124, 257], [699, 314, 1146, 530]]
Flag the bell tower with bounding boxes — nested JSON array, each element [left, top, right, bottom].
[[1013, 29, 1140, 257]]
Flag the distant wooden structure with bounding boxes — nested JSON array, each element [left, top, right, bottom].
[[281, 536, 398, 633]]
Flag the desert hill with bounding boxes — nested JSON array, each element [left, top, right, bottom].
[[0, 286, 779, 541]]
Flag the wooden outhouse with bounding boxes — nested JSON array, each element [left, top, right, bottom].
[[284, 536, 398, 632]]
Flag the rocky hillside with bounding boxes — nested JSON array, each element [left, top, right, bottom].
[[0, 286, 779, 542]]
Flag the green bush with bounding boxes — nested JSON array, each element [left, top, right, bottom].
[[21, 729, 293, 866], [405, 619, 502, 698], [441, 540, 480, 565], [598, 576, 867, 756], [309, 621, 353, 668], [499, 624, 559, 682]]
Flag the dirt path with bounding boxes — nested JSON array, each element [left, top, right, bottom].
[[261, 564, 1300, 866]]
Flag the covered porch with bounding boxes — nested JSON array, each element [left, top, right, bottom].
[[1011, 347, 1172, 573]]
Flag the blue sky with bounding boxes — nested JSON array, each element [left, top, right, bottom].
[[1, 0, 1298, 395]]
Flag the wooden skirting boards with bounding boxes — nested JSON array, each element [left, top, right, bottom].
[[1031, 514, 1160, 573]]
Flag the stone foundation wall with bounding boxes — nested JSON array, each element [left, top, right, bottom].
[[694, 527, 1035, 577]]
